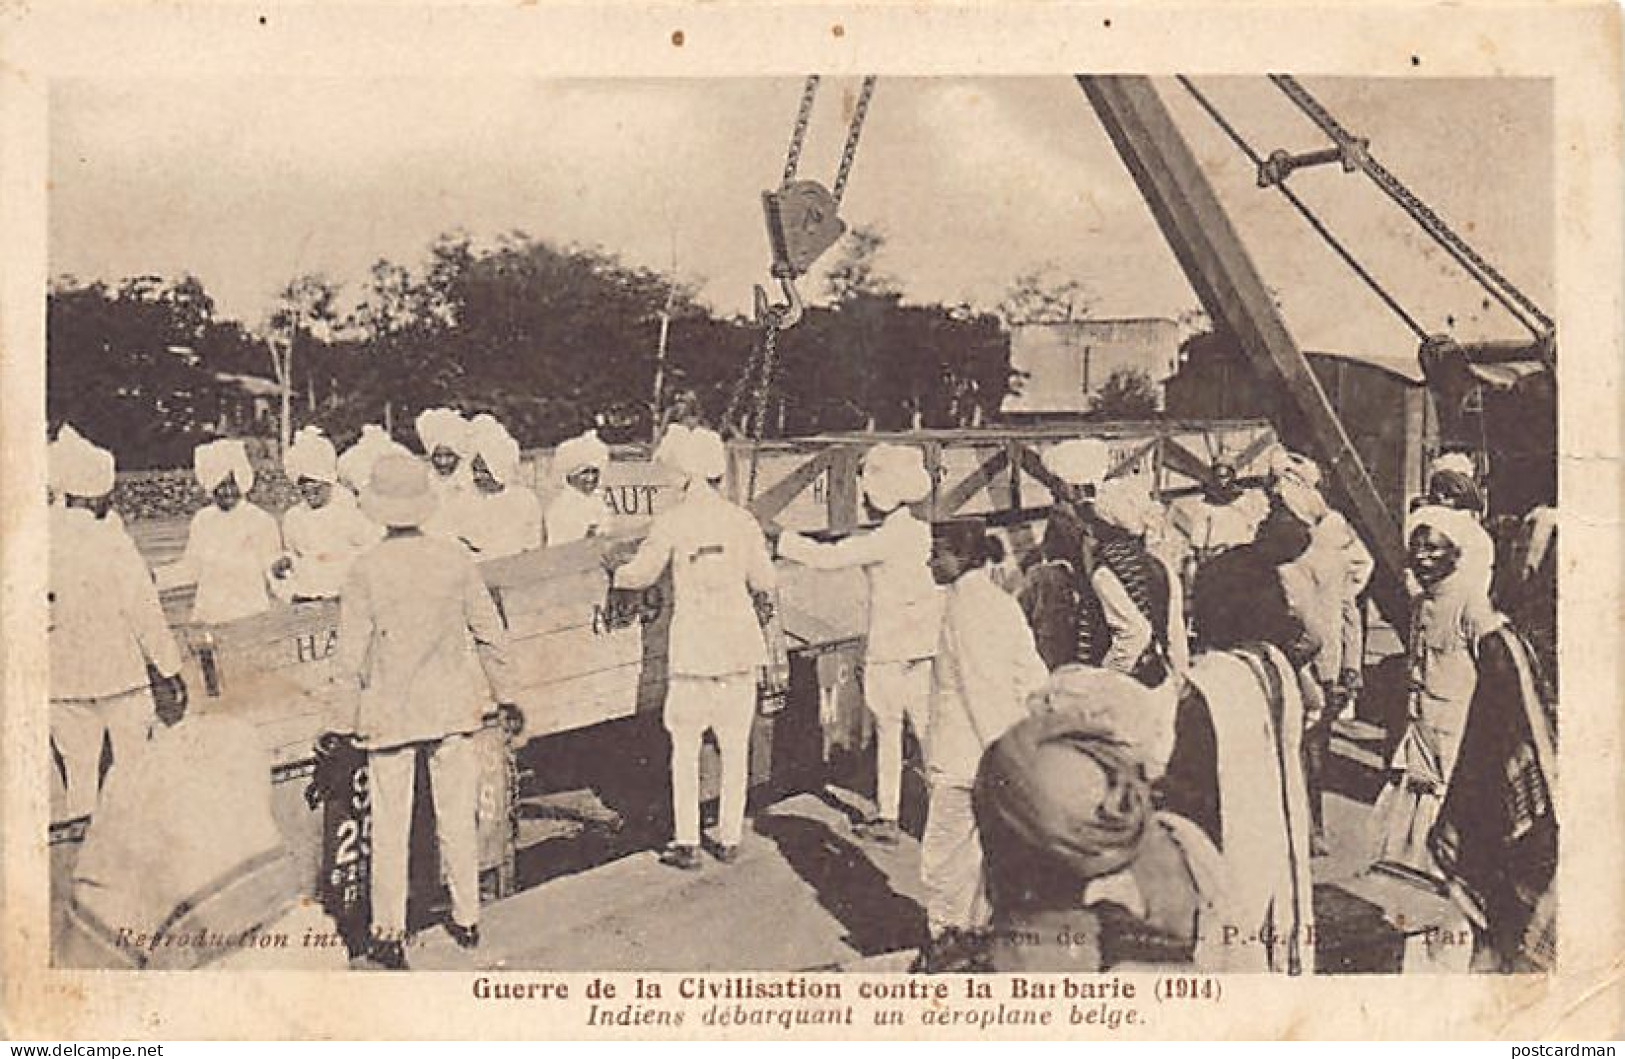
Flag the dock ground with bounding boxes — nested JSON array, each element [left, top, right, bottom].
[[401, 714, 1458, 974]]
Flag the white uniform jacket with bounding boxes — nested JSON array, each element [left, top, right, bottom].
[[545, 487, 613, 546], [929, 567, 1049, 786], [440, 486, 543, 560], [335, 533, 515, 750], [279, 492, 384, 600], [50, 506, 183, 699], [161, 502, 283, 624], [779, 507, 942, 664], [612, 486, 777, 678]]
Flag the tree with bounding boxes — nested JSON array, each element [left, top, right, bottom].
[[268, 273, 342, 455], [1090, 367, 1162, 420], [47, 274, 226, 469], [822, 225, 899, 305], [998, 266, 1091, 325]]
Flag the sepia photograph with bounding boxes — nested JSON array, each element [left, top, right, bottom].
[[3, 1, 1619, 1041]]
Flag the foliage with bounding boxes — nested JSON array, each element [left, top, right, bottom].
[[1089, 367, 1162, 420], [998, 265, 1091, 325], [47, 275, 262, 469], [48, 226, 1021, 475]]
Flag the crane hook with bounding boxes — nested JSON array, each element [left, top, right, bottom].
[[753, 274, 804, 331]]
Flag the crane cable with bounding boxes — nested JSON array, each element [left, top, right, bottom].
[[1176, 75, 1431, 342], [1269, 74, 1553, 342], [731, 75, 878, 501]]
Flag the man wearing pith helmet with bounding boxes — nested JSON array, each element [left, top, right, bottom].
[[778, 442, 941, 845], [333, 453, 517, 969]]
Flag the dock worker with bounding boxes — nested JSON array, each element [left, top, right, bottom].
[[914, 518, 1049, 972], [332, 454, 518, 969], [1088, 476, 1181, 687], [606, 426, 777, 871], [1189, 501, 1317, 666], [1273, 462, 1374, 856], [272, 426, 383, 602], [544, 428, 613, 545], [777, 442, 941, 845], [975, 699, 1236, 973], [159, 439, 283, 624], [440, 414, 542, 559], [60, 679, 347, 970], [416, 407, 474, 509], [1023, 439, 1111, 669], [48, 425, 187, 821], [1168, 456, 1269, 583], [1424, 451, 1485, 516], [1371, 504, 1498, 884]]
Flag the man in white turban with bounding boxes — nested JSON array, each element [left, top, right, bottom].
[[606, 427, 776, 870], [1086, 476, 1182, 686], [1424, 450, 1486, 515], [1270, 456, 1374, 856], [544, 429, 613, 545], [416, 407, 474, 509], [158, 439, 283, 624], [1371, 504, 1499, 881], [49, 424, 187, 820], [436, 414, 542, 560], [778, 443, 942, 844], [1167, 456, 1269, 581], [271, 426, 384, 601]]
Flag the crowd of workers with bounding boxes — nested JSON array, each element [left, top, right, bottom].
[[46, 409, 1557, 976]]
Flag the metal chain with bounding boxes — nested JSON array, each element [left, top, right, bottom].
[[1177, 76, 1431, 342], [831, 76, 878, 204], [783, 76, 822, 186], [745, 319, 782, 501], [723, 339, 761, 436], [1270, 74, 1554, 339]]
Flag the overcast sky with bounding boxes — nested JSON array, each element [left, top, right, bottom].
[[50, 75, 1551, 376]]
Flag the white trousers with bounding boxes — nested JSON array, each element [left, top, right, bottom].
[[368, 734, 479, 936], [863, 659, 930, 822], [920, 780, 989, 934], [665, 673, 756, 848], [50, 687, 155, 821]]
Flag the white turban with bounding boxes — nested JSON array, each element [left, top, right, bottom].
[[1038, 664, 1180, 781], [1407, 503, 1495, 591], [654, 423, 695, 470], [861, 443, 932, 511], [1043, 439, 1110, 489], [468, 414, 522, 486], [1275, 475, 1329, 525], [416, 407, 471, 457], [337, 425, 408, 494], [553, 429, 610, 481], [1429, 451, 1476, 480], [1092, 476, 1157, 536], [673, 427, 727, 483], [194, 439, 254, 494], [283, 425, 338, 484], [50, 424, 115, 499]]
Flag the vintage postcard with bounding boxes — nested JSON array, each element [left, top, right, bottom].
[[2, 0, 1621, 1041]]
